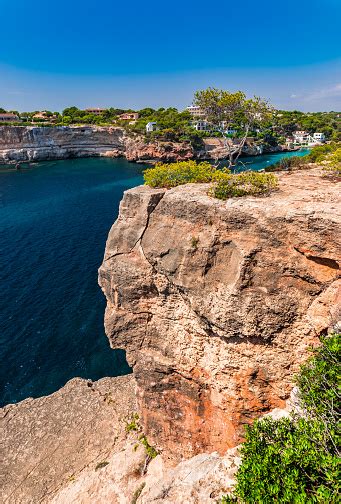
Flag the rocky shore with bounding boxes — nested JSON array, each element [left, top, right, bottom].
[[0, 125, 288, 165], [1, 167, 339, 503], [99, 168, 340, 461]]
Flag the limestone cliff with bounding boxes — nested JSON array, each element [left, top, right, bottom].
[[99, 168, 340, 462], [0, 375, 240, 503], [0, 125, 285, 164], [0, 126, 193, 164]]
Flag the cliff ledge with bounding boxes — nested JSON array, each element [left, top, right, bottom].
[[99, 168, 340, 461]]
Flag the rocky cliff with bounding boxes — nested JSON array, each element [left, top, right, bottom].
[[0, 375, 241, 503], [0, 126, 193, 164], [99, 168, 340, 462], [0, 125, 284, 164]]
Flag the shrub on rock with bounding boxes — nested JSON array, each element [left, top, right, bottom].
[[143, 160, 278, 199], [222, 333, 340, 503]]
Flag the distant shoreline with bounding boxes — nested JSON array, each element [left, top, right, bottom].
[[0, 124, 304, 166]]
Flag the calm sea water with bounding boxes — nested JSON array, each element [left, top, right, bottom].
[[0, 149, 309, 406], [232, 148, 310, 171]]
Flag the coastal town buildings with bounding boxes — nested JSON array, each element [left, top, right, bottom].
[[292, 130, 326, 146], [85, 108, 106, 115], [313, 132, 325, 142], [186, 106, 206, 118], [0, 113, 20, 122], [193, 120, 210, 131], [119, 112, 139, 121], [32, 111, 58, 122], [33, 112, 49, 120]]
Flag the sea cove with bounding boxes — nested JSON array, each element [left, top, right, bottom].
[[0, 149, 310, 406]]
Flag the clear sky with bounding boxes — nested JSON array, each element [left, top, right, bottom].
[[1, 0, 340, 112]]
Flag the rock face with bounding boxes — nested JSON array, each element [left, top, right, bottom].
[[0, 125, 286, 165], [99, 168, 341, 462], [198, 137, 285, 159], [0, 374, 240, 504], [0, 126, 193, 164], [0, 375, 136, 503]]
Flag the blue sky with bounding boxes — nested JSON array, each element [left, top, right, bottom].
[[1, 0, 340, 111]]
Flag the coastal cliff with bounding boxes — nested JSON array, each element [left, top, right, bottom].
[[1, 167, 340, 503], [0, 126, 193, 164], [99, 168, 340, 462], [0, 126, 285, 164]]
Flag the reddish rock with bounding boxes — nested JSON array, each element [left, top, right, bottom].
[[99, 168, 340, 462]]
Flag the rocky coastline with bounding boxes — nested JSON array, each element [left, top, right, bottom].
[[0, 125, 291, 165], [98, 167, 340, 462], [1, 167, 339, 503]]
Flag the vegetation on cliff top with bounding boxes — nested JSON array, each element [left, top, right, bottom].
[[266, 142, 341, 176], [223, 333, 340, 503], [143, 160, 278, 199]]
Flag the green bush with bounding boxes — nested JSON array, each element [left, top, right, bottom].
[[143, 161, 278, 200], [296, 334, 340, 438], [266, 142, 341, 172], [211, 172, 278, 199], [143, 160, 221, 188], [223, 334, 340, 503], [307, 143, 337, 163], [265, 155, 308, 172], [322, 148, 341, 176]]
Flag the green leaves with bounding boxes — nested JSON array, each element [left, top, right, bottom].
[[211, 172, 278, 199], [143, 160, 221, 188], [193, 88, 273, 129], [143, 160, 278, 200], [222, 334, 340, 503]]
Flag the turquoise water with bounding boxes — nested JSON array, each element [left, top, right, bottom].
[[0, 149, 309, 406], [235, 148, 310, 171]]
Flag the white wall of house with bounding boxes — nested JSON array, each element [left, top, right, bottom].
[[146, 122, 158, 132]]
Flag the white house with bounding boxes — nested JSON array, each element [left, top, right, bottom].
[[313, 132, 325, 142], [146, 121, 159, 133], [293, 131, 308, 144], [293, 130, 325, 146], [193, 120, 210, 131]]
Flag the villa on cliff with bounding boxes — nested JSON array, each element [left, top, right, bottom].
[[119, 112, 139, 121], [292, 130, 326, 146], [0, 113, 20, 122], [85, 108, 107, 115]]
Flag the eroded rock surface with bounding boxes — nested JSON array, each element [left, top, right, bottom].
[[0, 126, 193, 164], [99, 168, 341, 461], [0, 375, 136, 503], [0, 126, 287, 164]]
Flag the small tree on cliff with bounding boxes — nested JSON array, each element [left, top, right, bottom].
[[193, 88, 273, 168]]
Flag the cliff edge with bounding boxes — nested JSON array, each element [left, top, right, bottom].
[[0, 126, 193, 164], [99, 168, 340, 462]]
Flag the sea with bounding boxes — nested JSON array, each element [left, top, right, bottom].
[[0, 149, 309, 406]]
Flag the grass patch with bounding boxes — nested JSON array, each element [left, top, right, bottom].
[[126, 412, 140, 433], [138, 434, 159, 459]]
